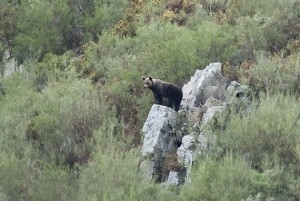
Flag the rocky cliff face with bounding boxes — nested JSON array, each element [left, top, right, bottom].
[[140, 62, 248, 185]]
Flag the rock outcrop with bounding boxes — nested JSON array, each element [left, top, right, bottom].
[[1, 49, 23, 78], [181, 62, 226, 109], [140, 104, 183, 182], [141, 105, 178, 157], [140, 63, 248, 185]]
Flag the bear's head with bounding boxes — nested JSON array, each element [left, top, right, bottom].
[[142, 76, 154, 89]]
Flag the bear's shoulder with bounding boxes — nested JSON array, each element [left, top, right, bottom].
[[152, 78, 162, 86]]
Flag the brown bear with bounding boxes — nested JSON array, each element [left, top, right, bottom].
[[142, 76, 183, 112]]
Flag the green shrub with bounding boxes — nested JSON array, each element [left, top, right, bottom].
[[246, 53, 300, 95], [130, 21, 201, 83], [0, 151, 29, 201], [30, 166, 78, 201], [230, 0, 299, 58], [199, 0, 232, 16], [0, 152, 78, 201], [211, 93, 300, 170], [228, 0, 291, 22], [30, 52, 74, 91], [185, 3, 210, 29], [227, 0, 258, 18], [234, 13, 269, 62], [84, 0, 129, 42], [103, 66, 146, 143], [112, 0, 146, 37], [0, 72, 38, 152], [78, 115, 140, 201], [71, 33, 150, 144], [28, 71, 102, 165], [198, 22, 239, 65], [2, 1, 300, 200], [131, 21, 239, 83], [75, 37, 125, 83], [249, 167, 300, 201], [12, 1, 71, 61], [0, 1, 17, 49], [179, 155, 253, 201]]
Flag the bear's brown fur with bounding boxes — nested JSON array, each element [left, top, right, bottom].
[[142, 76, 183, 112]]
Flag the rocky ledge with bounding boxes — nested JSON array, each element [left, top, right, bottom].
[[140, 62, 248, 185]]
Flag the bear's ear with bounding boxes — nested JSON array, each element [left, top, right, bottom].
[[141, 76, 146, 80], [149, 76, 153, 81]]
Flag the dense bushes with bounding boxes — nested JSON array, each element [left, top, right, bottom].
[[0, 0, 300, 200], [132, 22, 200, 83], [214, 93, 300, 169], [204, 92, 300, 200], [246, 54, 300, 95], [179, 155, 253, 201], [13, 1, 71, 61], [78, 121, 141, 201], [179, 154, 300, 201], [2, 0, 129, 62]]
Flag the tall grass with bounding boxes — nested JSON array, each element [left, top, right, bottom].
[[204, 93, 300, 200], [179, 155, 253, 201], [216, 93, 300, 169]]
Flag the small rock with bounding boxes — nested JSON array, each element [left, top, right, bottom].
[[167, 171, 180, 185]]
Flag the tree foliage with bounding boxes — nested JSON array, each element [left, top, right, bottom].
[[0, 0, 299, 200]]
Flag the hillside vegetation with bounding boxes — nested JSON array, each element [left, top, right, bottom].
[[0, 0, 299, 200]]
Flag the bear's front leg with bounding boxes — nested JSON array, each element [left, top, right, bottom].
[[154, 94, 163, 105], [174, 101, 180, 112], [167, 99, 175, 109]]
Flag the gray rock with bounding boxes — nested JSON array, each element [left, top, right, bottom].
[[226, 81, 249, 99], [201, 105, 226, 125], [141, 104, 178, 157], [181, 135, 195, 150], [167, 171, 180, 185], [185, 106, 204, 127], [1, 57, 16, 77], [3, 49, 10, 61], [1, 57, 23, 78], [177, 135, 196, 180], [181, 62, 226, 110], [196, 132, 218, 157], [197, 133, 208, 155], [141, 104, 180, 182], [167, 170, 185, 185], [177, 143, 194, 180], [226, 81, 251, 113], [203, 96, 223, 108]]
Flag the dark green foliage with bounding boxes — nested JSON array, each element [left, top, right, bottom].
[[84, 0, 129, 41], [0, 0, 300, 200], [31, 52, 75, 91], [6, 0, 129, 62], [12, 1, 68, 61], [0, 1, 17, 44]]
